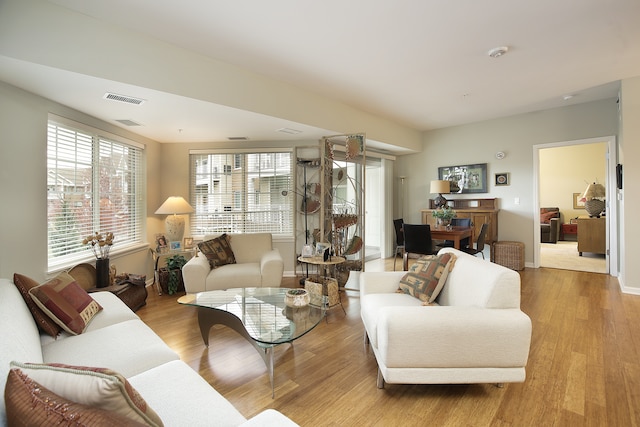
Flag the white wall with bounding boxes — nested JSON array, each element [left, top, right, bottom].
[[396, 99, 619, 267]]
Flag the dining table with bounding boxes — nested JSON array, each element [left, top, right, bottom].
[[431, 226, 474, 250]]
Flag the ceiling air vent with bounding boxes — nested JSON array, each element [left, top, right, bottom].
[[103, 92, 145, 105], [228, 136, 249, 141], [115, 119, 142, 127]]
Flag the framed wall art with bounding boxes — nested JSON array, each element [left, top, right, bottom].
[[438, 163, 488, 193], [495, 172, 509, 186], [573, 193, 585, 209]]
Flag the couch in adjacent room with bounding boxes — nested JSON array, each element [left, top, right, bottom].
[[182, 233, 284, 293], [359, 248, 532, 389], [1, 274, 297, 426], [540, 207, 561, 243]]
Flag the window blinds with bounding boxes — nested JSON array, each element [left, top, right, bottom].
[[47, 118, 144, 270], [189, 152, 293, 236]]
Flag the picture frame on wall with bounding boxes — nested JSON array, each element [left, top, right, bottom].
[[495, 172, 509, 186], [438, 163, 488, 193], [573, 193, 585, 209]]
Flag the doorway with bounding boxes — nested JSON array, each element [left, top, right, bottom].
[[533, 136, 617, 275]]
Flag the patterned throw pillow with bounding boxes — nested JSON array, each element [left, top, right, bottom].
[[397, 253, 456, 304], [540, 210, 557, 224], [198, 234, 237, 269], [28, 272, 102, 335], [7, 362, 162, 426], [12, 273, 62, 338]]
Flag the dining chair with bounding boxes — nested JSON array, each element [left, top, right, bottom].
[[461, 223, 489, 259], [402, 224, 438, 271], [393, 218, 405, 271], [436, 217, 472, 250]]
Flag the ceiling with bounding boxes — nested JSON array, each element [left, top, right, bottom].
[[2, 0, 640, 154]]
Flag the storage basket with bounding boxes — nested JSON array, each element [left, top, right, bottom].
[[491, 241, 525, 271], [304, 277, 340, 307]]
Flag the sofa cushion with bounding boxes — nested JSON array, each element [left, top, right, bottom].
[[540, 210, 558, 224], [397, 253, 456, 304], [13, 273, 62, 338], [29, 272, 102, 335], [4, 368, 148, 427], [8, 362, 162, 426], [198, 234, 237, 269]]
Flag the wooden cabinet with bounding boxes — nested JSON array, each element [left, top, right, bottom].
[[421, 198, 499, 244], [577, 217, 606, 255]]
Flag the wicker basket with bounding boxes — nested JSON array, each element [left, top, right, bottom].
[[491, 241, 525, 271], [304, 277, 340, 307]]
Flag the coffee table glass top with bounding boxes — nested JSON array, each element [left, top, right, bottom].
[[178, 288, 324, 345]]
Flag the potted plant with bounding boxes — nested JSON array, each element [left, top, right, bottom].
[[432, 206, 456, 228], [165, 254, 187, 295]]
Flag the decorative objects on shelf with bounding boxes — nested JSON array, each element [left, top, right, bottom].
[[82, 232, 114, 288], [154, 196, 194, 244], [430, 180, 450, 208], [284, 288, 310, 307], [580, 182, 606, 217]]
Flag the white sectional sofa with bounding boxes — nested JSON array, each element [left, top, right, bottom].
[[0, 277, 297, 426], [182, 233, 284, 293], [360, 248, 532, 388]]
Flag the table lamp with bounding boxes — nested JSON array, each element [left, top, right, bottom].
[[430, 180, 450, 208], [155, 196, 195, 243], [580, 182, 606, 217]]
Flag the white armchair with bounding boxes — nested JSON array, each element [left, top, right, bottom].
[[182, 233, 283, 293], [360, 248, 532, 388]]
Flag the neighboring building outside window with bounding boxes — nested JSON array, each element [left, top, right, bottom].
[[189, 151, 293, 236], [47, 115, 145, 271]]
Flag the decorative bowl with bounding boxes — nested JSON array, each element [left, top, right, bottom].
[[284, 289, 310, 307]]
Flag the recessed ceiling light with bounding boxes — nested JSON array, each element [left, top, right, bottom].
[[487, 46, 509, 58]]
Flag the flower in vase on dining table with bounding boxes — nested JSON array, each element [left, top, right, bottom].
[[82, 232, 114, 259]]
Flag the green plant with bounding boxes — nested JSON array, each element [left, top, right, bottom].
[[166, 254, 187, 295], [431, 206, 456, 221]]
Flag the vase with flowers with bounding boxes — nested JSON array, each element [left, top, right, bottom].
[[431, 206, 456, 229], [82, 232, 114, 288]]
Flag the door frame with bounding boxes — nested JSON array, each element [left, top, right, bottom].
[[532, 136, 617, 276]]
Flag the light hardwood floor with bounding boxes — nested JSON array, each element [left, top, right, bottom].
[[136, 259, 640, 426]]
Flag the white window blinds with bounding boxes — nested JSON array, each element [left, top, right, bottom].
[[47, 117, 144, 270], [190, 151, 293, 236]]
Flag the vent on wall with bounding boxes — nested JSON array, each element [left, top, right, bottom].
[[103, 92, 145, 105], [228, 136, 248, 141]]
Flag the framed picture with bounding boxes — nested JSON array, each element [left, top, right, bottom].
[[495, 172, 509, 186], [155, 234, 168, 252], [315, 242, 331, 257], [170, 241, 181, 251], [438, 163, 488, 193], [573, 193, 585, 209], [183, 237, 194, 250]]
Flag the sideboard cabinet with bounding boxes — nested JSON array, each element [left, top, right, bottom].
[[577, 217, 606, 256], [421, 198, 499, 244]]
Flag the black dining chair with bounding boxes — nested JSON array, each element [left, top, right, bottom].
[[461, 223, 489, 259], [436, 217, 472, 250], [402, 224, 438, 271], [393, 218, 405, 271]]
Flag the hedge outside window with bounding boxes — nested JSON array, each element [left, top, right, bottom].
[[189, 151, 293, 236], [47, 116, 145, 271]]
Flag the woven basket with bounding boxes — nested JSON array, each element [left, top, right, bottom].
[[491, 241, 525, 271]]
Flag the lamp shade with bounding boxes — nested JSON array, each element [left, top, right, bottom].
[[581, 183, 605, 201], [155, 196, 194, 215], [430, 180, 450, 194]]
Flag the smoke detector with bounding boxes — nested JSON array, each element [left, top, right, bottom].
[[488, 46, 509, 58]]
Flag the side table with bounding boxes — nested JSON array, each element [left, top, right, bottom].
[[150, 248, 196, 295], [298, 255, 346, 314]]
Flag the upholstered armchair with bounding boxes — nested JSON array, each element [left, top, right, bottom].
[[540, 207, 561, 243]]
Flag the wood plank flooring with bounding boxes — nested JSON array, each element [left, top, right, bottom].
[[136, 259, 640, 426]]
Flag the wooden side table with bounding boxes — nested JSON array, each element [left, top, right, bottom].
[[561, 223, 578, 241], [150, 248, 196, 295], [297, 255, 346, 313]]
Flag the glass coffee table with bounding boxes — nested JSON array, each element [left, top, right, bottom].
[[178, 287, 325, 397]]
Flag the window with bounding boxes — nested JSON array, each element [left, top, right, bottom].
[[190, 151, 292, 236], [47, 116, 145, 271]]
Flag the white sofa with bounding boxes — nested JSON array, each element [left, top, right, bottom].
[[360, 248, 532, 388], [0, 277, 297, 426], [182, 233, 284, 293]]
